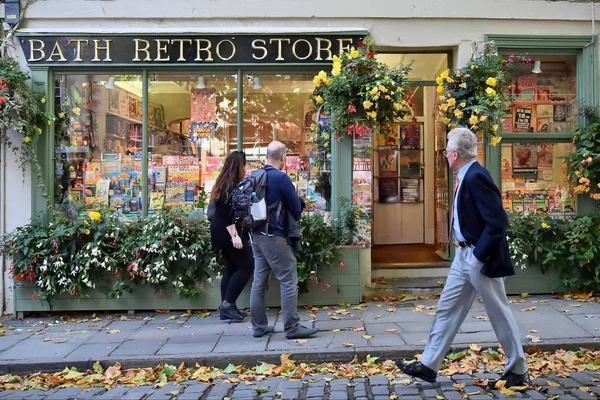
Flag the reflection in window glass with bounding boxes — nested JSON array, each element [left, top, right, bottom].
[[147, 74, 237, 213], [242, 74, 323, 209], [54, 74, 143, 220], [503, 56, 577, 133], [501, 142, 576, 219], [375, 53, 448, 82]]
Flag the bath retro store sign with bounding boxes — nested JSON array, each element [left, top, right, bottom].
[[19, 34, 364, 65]]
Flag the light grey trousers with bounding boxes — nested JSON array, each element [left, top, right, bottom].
[[420, 246, 528, 375], [250, 234, 300, 335]]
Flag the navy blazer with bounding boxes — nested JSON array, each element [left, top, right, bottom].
[[456, 162, 515, 278]]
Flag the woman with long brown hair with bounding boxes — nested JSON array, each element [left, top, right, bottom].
[[209, 151, 254, 321]]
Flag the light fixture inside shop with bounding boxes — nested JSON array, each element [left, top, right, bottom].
[[253, 76, 263, 90], [104, 76, 116, 89], [532, 60, 542, 74], [195, 76, 207, 89]]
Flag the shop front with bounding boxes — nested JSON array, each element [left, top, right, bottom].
[[1, 0, 598, 313]]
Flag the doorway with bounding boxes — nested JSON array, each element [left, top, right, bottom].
[[371, 53, 450, 266]]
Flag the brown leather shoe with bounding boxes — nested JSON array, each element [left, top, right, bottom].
[[396, 361, 437, 383]]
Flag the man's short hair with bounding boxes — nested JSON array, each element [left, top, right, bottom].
[[447, 127, 478, 160], [267, 143, 286, 161]]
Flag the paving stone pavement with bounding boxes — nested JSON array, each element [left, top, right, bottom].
[[1, 372, 600, 399], [0, 295, 599, 374]]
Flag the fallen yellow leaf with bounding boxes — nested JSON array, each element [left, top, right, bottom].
[[332, 329, 340, 333], [295, 339, 309, 344], [385, 329, 397, 333], [108, 329, 120, 334], [469, 343, 481, 352], [521, 307, 537, 312], [343, 342, 355, 347], [529, 329, 538, 333], [426, 312, 435, 316], [362, 335, 373, 339], [521, 292, 530, 298]]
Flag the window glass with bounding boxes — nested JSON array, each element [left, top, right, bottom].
[[501, 142, 576, 219], [54, 74, 143, 220], [146, 74, 237, 213], [376, 53, 448, 82], [242, 74, 320, 208], [503, 55, 577, 133]]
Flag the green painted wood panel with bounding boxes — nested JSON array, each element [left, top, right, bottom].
[[504, 264, 565, 295]]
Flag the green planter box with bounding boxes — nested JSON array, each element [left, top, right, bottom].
[[504, 263, 565, 295], [14, 248, 364, 316]]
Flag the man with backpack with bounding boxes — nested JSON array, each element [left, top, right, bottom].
[[247, 141, 318, 339]]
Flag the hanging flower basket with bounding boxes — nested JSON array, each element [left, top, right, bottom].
[[310, 41, 413, 139], [436, 42, 530, 146]]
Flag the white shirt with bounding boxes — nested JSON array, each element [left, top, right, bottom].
[[453, 160, 477, 242]]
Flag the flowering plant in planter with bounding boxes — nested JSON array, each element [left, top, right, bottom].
[[436, 42, 527, 146], [564, 108, 600, 200], [310, 41, 413, 140], [0, 57, 55, 183]]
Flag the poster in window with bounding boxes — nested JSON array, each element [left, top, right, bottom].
[[513, 106, 535, 132], [378, 177, 399, 203], [190, 88, 218, 138], [553, 105, 567, 122], [401, 178, 420, 203], [108, 90, 119, 113], [378, 149, 398, 176], [512, 143, 538, 174], [537, 104, 553, 119], [353, 127, 372, 157], [399, 150, 421, 178], [537, 118, 550, 132], [399, 123, 421, 150]]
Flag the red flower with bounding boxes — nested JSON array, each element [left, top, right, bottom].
[[347, 104, 357, 113], [0, 97, 6, 105], [335, 134, 341, 141], [367, 52, 375, 58], [412, 116, 418, 123], [357, 41, 365, 47]]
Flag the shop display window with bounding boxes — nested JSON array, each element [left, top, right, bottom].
[[54, 73, 327, 219], [501, 142, 576, 219], [503, 56, 577, 134]]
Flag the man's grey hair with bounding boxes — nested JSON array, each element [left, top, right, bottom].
[[266, 142, 286, 161], [447, 127, 478, 160]]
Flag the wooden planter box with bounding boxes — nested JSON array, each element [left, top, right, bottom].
[[504, 263, 565, 295], [14, 248, 364, 316]]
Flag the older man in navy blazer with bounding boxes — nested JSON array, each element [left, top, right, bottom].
[[397, 128, 529, 388]]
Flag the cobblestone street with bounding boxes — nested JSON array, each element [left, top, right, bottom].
[[1, 371, 599, 400]]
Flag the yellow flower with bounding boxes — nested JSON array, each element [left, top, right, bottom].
[[541, 222, 550, 229], [350, 49, 359, 58], [58, 112, 65, 118], [442, 117, 451, 124], [439, 104, 449, 112], [36, 128, 42, 134], [84, 229, 90, 235], [315, 96, 324, 104], [89, 211, 102, 221], [436, 77, 443, 85], [480, 115, 488, 121], [332, 56, 341, 64], [440, 70, 449, 79], [370, 86, 379, 95], [367, 111, 377, 119], [73, 107, 81, 116], [486, 77, 497, 87], [325, 78, 333, 85], [438, 96, 446, 102], [332, 66, 341, 76], [84, 220, 89, 226], [470, 65, 478, 70], [393, 103, 402, 111], [485, 87, 497, 96], [447, 98, 456, 107], [492, 124, 499, 132], [460, 102, 466, 108], [598, 183, 600, 188], [310, 271, 316, 274], [446, 77, 454, 84], [459, 83, 467, 88], [436, 86, 444, 94], [23, 136, 31, 143], [378, 84, 387, 92], [41, 98, 46, 104], [490, 136, 502, 146], [385, 95, 391, 100], [454, 109, 464, 118], [363, 100, 373, 110], [469, 115, 479, 124]]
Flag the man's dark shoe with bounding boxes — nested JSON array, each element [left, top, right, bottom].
[[285, 325, 318, 339], [488, 371, 530, 389], [396, 361, 437, 383], [218, 303, 244, 321], [233, 304, 248, 318], [253, 325, 274, 338]]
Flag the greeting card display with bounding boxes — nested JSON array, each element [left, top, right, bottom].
[[190, 88, 217, 139]]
